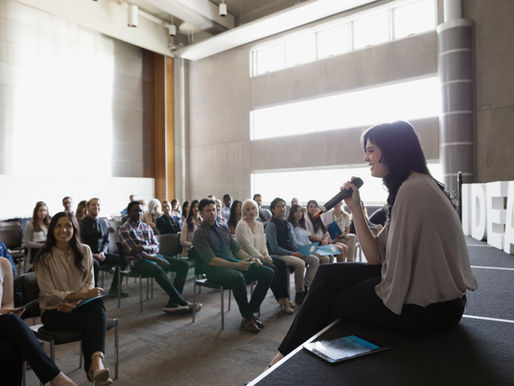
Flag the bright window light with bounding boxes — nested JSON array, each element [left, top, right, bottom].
[[252, 42, 285, 76], [394, 0, 436, 39], [252, 162, 442, 206], [251, 76, 441, 140], [353, 10, 389, 50], [317, 23, 350, 60], [285, 33, 316, 67]]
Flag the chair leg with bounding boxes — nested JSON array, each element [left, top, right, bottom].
[[114, 323, 119, 380], [228, 289, 232, 312], [146, 277, 150, 300], [78, 343, 83, 370], [150, 278, 154, 299], [50, 341, 55, 362], [22, 360, 26, 386], [139, 276, 143, 313], [192, 283, 197, 323], [221, 287, 225, 330], [117, 270, 122, 309]]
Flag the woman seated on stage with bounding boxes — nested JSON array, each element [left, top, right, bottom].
[[235, 199, 295, 314], [33, 212, 113, 385], [269, 120, 478, 366], [0, 257, 76, 386]]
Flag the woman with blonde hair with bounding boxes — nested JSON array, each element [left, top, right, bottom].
[[142, 198, 162, 232], [235, 199, 295, 314]]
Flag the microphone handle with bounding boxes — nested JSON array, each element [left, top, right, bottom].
[[320, 177, 364, 214]]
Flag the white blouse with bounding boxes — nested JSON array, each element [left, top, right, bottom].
[[375, 173, 478, 314], [235, 220, 268, 258]]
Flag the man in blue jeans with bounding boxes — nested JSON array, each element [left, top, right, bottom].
[[192, 198, 274, 332], [118, 201, 200, 314]]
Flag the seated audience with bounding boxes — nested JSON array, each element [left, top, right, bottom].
[[33, 212, 113, 385], [181, 201, 190, 224], [253, 194, 272, 223], [269, 120, 478, 367], [321, 202, 358, 261], [62, 196, 73, 214], [287, 204, 330, 265], [221, 194, 232, 221], [0, 240, 16, 276], [290, 197, 299, 207], [80, 198, 125, 295], [170, 199, 182, 227], [180, 200, 201, 257], [0, 257, 76, 386], [156, 200, 181, 235], [265, 198, 318, 305], [142, 198, 161, 233], [75, 200, 88, 221], [120, 194, 136, 217], [24, 201, 51, 259], [193, 199, 274, 332], [305, 200, 347, 262], [215, 199, 228, 227], [227, 200, 242, 235], [235, 199, 295, 314], [119, 201, 198, 313]]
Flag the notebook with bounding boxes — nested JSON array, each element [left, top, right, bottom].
[[304, 335, 387, 363], [297, 242, 319, 256]]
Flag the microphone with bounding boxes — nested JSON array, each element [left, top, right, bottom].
[[313, 177, 364, 218]]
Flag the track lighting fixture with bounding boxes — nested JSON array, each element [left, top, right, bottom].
[[219, 1, 227, 17], [128, 4, 138, 27]]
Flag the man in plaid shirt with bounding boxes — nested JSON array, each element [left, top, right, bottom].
[[119, 200, 201, 313]]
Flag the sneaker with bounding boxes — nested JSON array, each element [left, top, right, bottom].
[[162, 302, 189, 313], [187, 302, 202, 313]]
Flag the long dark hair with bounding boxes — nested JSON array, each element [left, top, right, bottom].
[[306, 200, 326, 234], [186, 200, 199, 232], [228, 200, 242, 229], [181, 201, 190, 218], [32, 201, 51, 233], [287, 204, 306, 228], [362, 120, 446, 217], [33, 212, 87, 278]]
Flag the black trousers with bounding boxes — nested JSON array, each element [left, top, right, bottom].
[[279, 263, 467, 355], [41, 298, 107, 373], [268, 256, 290, 300], [93, 253, 124, 290], [0, 313, 60, 385], [130, 257, 189, 306], [206, 264, 274, 319]]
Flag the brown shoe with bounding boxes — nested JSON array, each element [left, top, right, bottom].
[[241, 318, 261, 333], [252, 316, 264, 329]]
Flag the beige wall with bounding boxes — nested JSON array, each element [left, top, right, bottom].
[[185, 31, 438, 201]]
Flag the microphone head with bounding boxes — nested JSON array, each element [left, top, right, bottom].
[[351, 177, 364, 188]]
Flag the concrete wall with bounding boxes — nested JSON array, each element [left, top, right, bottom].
[[464, 0, 514, 183], [186, 31, 438, 201]]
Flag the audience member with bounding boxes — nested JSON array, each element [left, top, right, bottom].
[[265, 198, 316, 305], [33, 212, 113, 385], [290, 197, 299, 207], [180, 200, 201, 257], [0, 240, 16, 276], [287, 204, 330, 265], [80, 198, 126, 295], [253, 194, 272, 223], [221, 194, 232, 221], [0, 257, 76, 386], [181, 201, 190, 224], [75, 200, 88, 221], [170, 199, 182, 227], [142, 198, 162, 232], [269, 120, 478, 367], [119, 201, 198, 313], [227, 200, 242, 235], [305, 200, 347, 262], [321, 202, 357, 261], [235, 199, 295, 314], [24, 201, 51, 259], [156, 200, 181, 235], [193, 199, 274, 332], [215, 199, 228, 227], [62, 196, 73, 214], [120, 194, 136, 217]]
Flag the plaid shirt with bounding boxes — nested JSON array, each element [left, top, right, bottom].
[[118, 220, 159, 263]]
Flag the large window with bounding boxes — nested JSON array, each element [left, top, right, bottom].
[[251, 76, 441, 140], [252, 163, 443, 206], [251, 0, 436, 77]]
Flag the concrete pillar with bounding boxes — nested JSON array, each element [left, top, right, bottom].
[[437, 18, 474, 196]]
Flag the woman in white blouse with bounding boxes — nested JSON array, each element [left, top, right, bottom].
[[270, 121, 477, 366], [321, 202, 358, 261], [235, 199, 295, 314], [33, 212, 112, 385], [180, 199, 201, 257]]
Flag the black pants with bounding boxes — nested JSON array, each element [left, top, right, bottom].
[[268, 256, 290, 300], [93, 253, 125, 290], [206, 264, 274, 319], [0, 313, 60, 385], [41, 298, 107, 373], [131, 257, 189, 306], [279, 263, 466, 355]]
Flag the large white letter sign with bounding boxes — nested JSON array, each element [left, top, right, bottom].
[[504, 181, 514, 254], [486, 181, 508, 249], [471, 183, 487, 240], [461, 183, 472, 236]]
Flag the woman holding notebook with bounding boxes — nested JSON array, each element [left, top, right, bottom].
[[269, 121, 478, 366], [34, 212, 113, 385]]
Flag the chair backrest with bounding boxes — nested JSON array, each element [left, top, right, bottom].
[[0, 221, 22, 249], [156, 233, 181, 257], [17, 272, 41, 318], [189, 248, 208, 275]]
